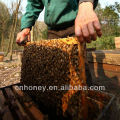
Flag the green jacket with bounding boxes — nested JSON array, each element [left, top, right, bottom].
[[21, 0, 98, 30]]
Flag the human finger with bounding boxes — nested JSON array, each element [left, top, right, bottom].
[[88, 22, 97, 41], [93, 20, 102, 37], [81, 25, 91, 43]]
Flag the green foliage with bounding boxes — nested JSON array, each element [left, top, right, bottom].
[[0, 1, 21, 52], [96, 2, 120, 19], [87, 36, 115, 50], [0, 2, 10, 40], [103, 6, 119, 19], [114, 2, 120, 13], [96, 2, 120, 37]]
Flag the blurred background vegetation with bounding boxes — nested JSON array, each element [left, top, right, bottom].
[[87, 2, 120, 50], [0, 0, 120, 60]]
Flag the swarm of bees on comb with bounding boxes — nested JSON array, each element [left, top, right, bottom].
[[21, 37, 105, 119]]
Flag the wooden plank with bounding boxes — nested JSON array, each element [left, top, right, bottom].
[[12, 86, 46, 120], [26, 37, 78, 46], [89, 62, 120, 72], [88, 90, 111, 104], [86, 97, 104, 111], [0, 56, 4, 62], [5, 88, 30, 120], [0, 90, 14, 120], [115, 37, 120, 49], [87, 50, 120, 65], [78, 42, 88, 119]]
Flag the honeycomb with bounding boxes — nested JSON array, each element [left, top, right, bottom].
[[21, 37, 101, 119]]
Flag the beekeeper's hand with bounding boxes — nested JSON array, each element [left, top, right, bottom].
[[75, 2, 102, 43], [16, 28, 31, 46]]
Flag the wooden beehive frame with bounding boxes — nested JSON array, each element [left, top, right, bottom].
[[21, 37, 88, 118]]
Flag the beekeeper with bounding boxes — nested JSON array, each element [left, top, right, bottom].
[[16, 0, 102, 85]]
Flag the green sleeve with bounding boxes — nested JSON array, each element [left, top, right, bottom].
[[21, 0, 44, 30], [79, 0, 98, 9]]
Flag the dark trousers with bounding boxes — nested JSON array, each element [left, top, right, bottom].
[[47, 25, 93, 86]]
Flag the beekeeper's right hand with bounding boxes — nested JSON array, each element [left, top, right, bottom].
[[16, 28, 31, 46]]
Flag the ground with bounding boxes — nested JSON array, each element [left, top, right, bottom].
[[0, 55, 21, 88]]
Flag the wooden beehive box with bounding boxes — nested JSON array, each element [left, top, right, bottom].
[[0, 52, 4, 62], [115, 37, 120, 49], [21, 37, 116, 119]]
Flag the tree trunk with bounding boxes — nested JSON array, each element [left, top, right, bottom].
[[1, 32, 4, 52], [5, 14, 16, 56], [9, 0, 21, 60]]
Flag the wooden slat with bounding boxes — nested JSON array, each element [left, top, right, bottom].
[[0, 90, 14, 120], [115, 37, 120, 49], [78, 42, 88, 119], [87, 50, 120, 65], [88, 90, 111, 104], [90, 62, 120, 72], [5, 88, 30, 120], [26, 37, 78, 46], [86, 97, 104, 110], [12, 86, 46, 120]]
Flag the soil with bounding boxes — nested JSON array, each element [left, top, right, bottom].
[[0, 55, 21, 88]]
